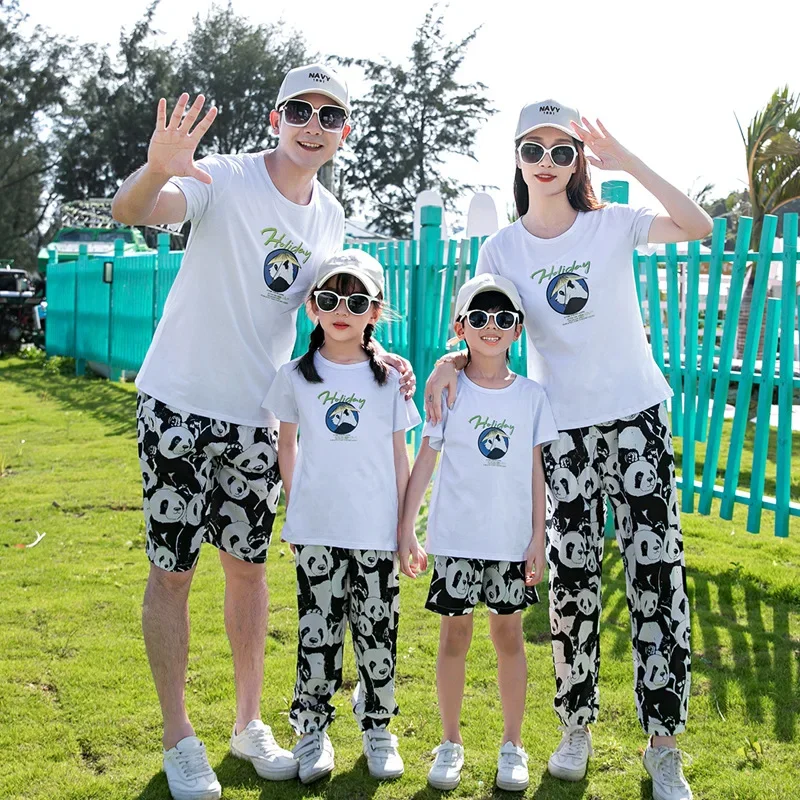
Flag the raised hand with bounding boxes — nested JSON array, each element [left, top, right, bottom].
[[570, 117, 636, 173], [148, 93, 218, 184]]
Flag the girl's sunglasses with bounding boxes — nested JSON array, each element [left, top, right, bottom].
[[314, 290, 376, 316], [280, 99, 348, 133], [517, 141, 578, 168], [466, 310, 519, 331]]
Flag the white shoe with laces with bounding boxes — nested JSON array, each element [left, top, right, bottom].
[[293, 730, 334, 784], [496, 741, 529, 791], [643, 740, 694, 800], [427, 741, 465, 791], [229, 720, 298, 780], [362, 728, 404, 779], [548, 725, 593, 781], [162, 736, 221, 800]]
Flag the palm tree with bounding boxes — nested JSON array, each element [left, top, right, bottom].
[[735, 87, 800, 356]]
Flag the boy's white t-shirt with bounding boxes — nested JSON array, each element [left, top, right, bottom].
[[422, 372, 558, 561], [476, 204, 671, 431], [263, 353, 421, 551], [135, 152, 345, 427]]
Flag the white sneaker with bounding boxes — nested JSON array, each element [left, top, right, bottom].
[[496, 741, 529, 791], [293, 730, 334, 784], [362, 728, 404, 779], [643, 741, 694, 800], [548, 725, 593, 781], [230, 720, 298, 780], [427, 741, 465, 791], [162, 736, 221, 800]]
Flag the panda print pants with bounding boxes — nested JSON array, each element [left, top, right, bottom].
[[290, 545, 400, 735], [542, 403, 691, 736]]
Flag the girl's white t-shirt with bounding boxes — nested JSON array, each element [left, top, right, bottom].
[[263, 353, 422, 551], [422, 372, 558, 561], [136, 152, 345, 427], [476, 204, 671, 431]]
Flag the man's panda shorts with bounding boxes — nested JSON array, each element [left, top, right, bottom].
[[425, 556, 539, 616], [137, 392, 281, 573]]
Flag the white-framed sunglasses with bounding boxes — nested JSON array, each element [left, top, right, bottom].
[[517, 141, 578, 168], [313, 290, 377, 316], [465, 310, 519, 331], [280, 99, 349, 133]]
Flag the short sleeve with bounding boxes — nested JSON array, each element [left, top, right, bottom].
[[421, 394, 449, 451], [262, 364, 300, 424], [474, 237, 497, 276], [392, 372, 422, 432], [607, 204, 658, 251], [530, 385, 559, 448], [168, 154, 235, 223]]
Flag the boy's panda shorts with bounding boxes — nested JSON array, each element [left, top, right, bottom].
[[425, 556, 539, 616], [137, 392, 281, 573]]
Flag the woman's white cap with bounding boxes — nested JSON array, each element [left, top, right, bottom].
[[454, 274, 523, 320], [276, 62, 351, 115], [314, 250, 384, 297], [515, 99, 580, 140]]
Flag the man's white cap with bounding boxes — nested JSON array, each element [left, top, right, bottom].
[[314, 250, 384, 298], [515, 99, 580, 140], [276, 62, 351, 115], [454, 273, 523, 320]]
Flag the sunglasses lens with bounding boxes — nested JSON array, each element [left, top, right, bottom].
[[495, 311, 516, 330], [519, 142, 544, 164], [319, 105, 347, 132], [467, 310, 489, 329], [552, 145, 576, 167], [283, 100, 312, 125], [316, 291, 338, 312], [347, 294, 371, 315]]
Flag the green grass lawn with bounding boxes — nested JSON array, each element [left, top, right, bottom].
[[1, 354, 799, 800]]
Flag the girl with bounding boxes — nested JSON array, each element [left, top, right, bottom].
[[263, 250, 421, 784], [400, 274, 558, 792], [424, 100, 712, 800]]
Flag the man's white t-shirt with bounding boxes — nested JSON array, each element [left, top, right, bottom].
[[422, 372, 558, 561], [135, 152, 345, 427], [263, 353, 422, 551], [476, 204, 671, 431]]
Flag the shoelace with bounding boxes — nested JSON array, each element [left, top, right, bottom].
[[654, 748, 692, 787], [557, 725, 590, 759], [247, 725, 278, 756], [175, 746, 213, 778], [366, 730, 398, 754], [432, 743, 461, 767]]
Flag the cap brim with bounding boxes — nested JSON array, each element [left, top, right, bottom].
[[515, 123, 576, 141], [279, 90, 351, 115], [315, 267, 382, 298], [455, 285, 522, 319]]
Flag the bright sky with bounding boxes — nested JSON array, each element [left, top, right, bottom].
[[28, 0, 800, 229]]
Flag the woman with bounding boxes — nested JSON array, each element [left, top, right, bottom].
[[424, 99, 711, 800]]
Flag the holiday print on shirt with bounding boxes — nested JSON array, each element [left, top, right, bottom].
[[318, 389, 366, 441], [531, 258, 595, 326], [470, 413, 515, 467], [261, 226, 314, 304]]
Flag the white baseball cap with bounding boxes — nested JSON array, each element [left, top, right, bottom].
[[314, 250, 384, 298], [454, 274, 523, 320], [515, 99, 580, 140], [276, 62, 351, 115]]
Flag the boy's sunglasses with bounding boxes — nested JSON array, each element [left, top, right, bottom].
[[314, 290, 376, 316], [517, 141, 578, 168], [280, 99, 348, 133], [466, 310, 519, 331]]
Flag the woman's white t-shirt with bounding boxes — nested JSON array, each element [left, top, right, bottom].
[[476, 204, 671, 430], [136, 152, 345, 427], [263, 353, 421, 551], [422, 373, 558, 561]]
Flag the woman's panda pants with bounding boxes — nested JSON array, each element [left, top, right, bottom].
[[542, 404, 691, 736], [290, 545, 400, 735]]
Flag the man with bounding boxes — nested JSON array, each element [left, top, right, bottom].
[[112, 63, 413, 800]]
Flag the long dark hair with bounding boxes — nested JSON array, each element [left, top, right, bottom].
[[295, 273, 388, 386], [459, 290, 524, 366], [513, 137, 604, 218]]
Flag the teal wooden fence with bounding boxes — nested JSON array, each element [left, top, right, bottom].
[[43, 205, 799, 537]]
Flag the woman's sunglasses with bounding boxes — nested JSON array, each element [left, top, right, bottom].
[[465, 310, 519, 331], [314, 290, 377, 316], [280, 99, 348, 133], [517, 141, 577, 168]]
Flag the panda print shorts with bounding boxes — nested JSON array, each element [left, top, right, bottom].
[[425, 556, 538, 616], [137, 392, 281, 572]]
